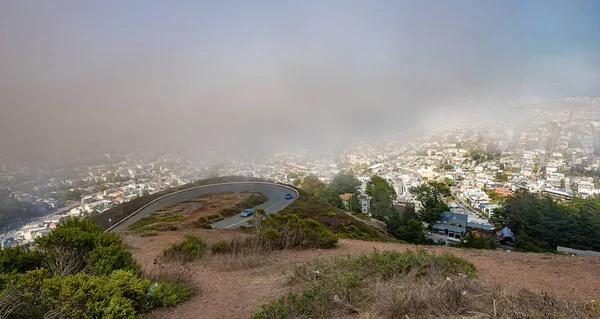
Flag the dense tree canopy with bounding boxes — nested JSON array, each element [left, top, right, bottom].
[[490, 190, 600, 252], [348, 194, 361, 213], [366, 176, 397, 218], [329, 170, 361, 195], [386, 204, 430, 244], [409, 181, 450, 225], [301, 174, 324, 195]]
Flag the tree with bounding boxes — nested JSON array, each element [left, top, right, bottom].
[[292, 178, 302, 187], [329, 170, 361, 195], [348, 194, 361, 213], [386, 204, 430, 244], [409, 181, 450, 225], [494, 171, 509, 182], [322, 185, 343, 208], [560, 178, 565, 188], [301, 174, 323, 195], [443, 177, 454, 187], [490, 189, 600, 252], [455, 231, 499, 250], [287, 172, 298, 180], [365, 176, 397, 218]]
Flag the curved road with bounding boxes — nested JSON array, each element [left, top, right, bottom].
[[107, 182, 298, 233]]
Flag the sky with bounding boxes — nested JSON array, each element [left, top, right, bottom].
[[1, 0, 599, 160]]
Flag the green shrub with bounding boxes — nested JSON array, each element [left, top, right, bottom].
[[140, 230, 158, 237], [220, 207, 240, 217], [455, 231, 499, 250], [146, 281, 192, 308], [253, 273, 369, 319], [210, 240, 230, 254], [235, 194, 268, 210], [193, 215, 222, 228], [162, 235, 206, 263], [279, 188, 393, 242], [0, 246, 43, 275], [255, 249, 477, 318], [0, 219, 191, 319], [128, 212, 184, 232], [256, 213, 338, 249], [35, 218, 140, 276]]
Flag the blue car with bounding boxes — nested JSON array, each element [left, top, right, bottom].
[[285, 193, 293, 200], [240, 209, 254, 217]]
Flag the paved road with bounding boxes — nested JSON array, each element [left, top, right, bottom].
[[108, 182, 298, 232]]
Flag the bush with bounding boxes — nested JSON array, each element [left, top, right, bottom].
[[220, 207, 240, 217], [140, 230, 158, 237], [128, 212, 185, 232], [455, 231, 499, 250], [280, 188, 393, 242], [194, 215, 222, 228], [146, 281, 192, 308], [0, 246, 43, 275], [0, 219, 191, 319], [210, 240, 230, 254], [162, 235, 206, 263], [235, 194, 268, 210], [256, 213, 338, 250], [255, 249, 477, 319], [0, 269, 192, 319], [35, 218, 139, 276]]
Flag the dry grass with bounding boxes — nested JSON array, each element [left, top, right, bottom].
[[254, 250, 600, 319], [365, 273, 598, 319]]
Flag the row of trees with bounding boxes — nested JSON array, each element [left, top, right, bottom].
[[490, 189, 600, 252], [296, 171, 362, 211]]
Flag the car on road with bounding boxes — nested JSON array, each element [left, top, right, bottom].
[[285, 193, 293, 200], [240, 209, 254, 217]]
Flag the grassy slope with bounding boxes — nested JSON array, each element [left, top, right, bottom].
[[91, 176, 266, 229], [279, 187, 394, 242]]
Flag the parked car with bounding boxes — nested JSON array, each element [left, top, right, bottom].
[[241, 209, 254, 217], [285, 193, 293, 200]]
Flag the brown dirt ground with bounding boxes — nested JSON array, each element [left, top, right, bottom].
[[123, 230, 600, 319]]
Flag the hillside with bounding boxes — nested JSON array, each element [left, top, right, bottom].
[[277, 186, 393, 242], [123, 230, 600, 319]]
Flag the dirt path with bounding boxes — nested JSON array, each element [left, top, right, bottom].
[[130, 232, 600, 319]]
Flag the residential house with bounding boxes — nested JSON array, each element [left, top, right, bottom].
[[358, 194, 371, 214], [339, 193, 353, 210], [432, 211, 467, 239]]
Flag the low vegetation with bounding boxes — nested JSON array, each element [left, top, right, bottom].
[[281, 187, 393, 242], [160, 213, 338, 268], [253, 249, 598, 319], [491, 189, 600, 252], [128, 212, 185, 232], [194, 214, 223, 229], [161, 235, 207, 264], [0, 219, 191, 318], [91, 176, 266, 229], [219, 193, 268, 217], [455, 231, 499, 250], [235, 193, 268, 210]]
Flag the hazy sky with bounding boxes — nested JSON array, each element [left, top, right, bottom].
[[1, 1, 599, 159]]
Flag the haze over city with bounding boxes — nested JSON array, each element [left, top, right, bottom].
[[2, 0, 599, 159], [3, 2, 600, 318]]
